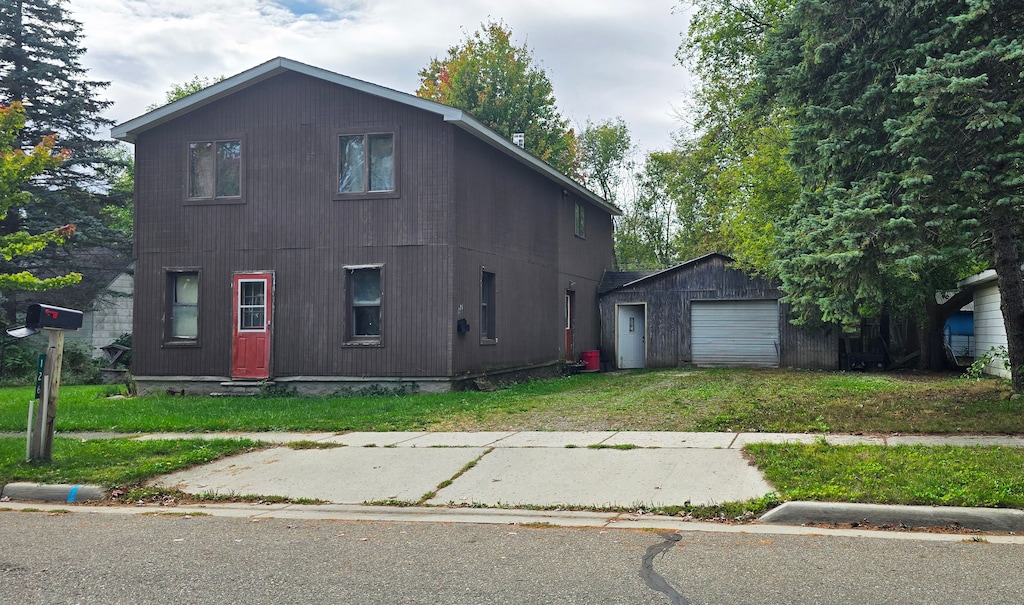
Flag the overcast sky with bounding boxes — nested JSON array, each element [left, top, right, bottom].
[[71, 0, 694, 154]]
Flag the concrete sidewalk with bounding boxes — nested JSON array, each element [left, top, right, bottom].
[[148, 431, 780, 509], [5, 431, 1024, 532]]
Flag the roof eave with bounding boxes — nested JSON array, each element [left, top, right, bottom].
[[956, 267, 1024, 290], [613, 253, 735, 291]]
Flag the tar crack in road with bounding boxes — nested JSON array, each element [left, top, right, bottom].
[[639, 532, 689, 605]]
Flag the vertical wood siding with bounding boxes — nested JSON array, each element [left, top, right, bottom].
[[134, 72, 454, 378], [599, 255, 837, 369], [132, 71, 614, 380], [449, 130, 615, 374]]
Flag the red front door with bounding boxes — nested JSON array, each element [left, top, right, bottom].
[[232, 272, 273, 379]]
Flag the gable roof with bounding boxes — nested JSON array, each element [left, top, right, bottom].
[[111, 57, 619, 216], [597, 269, 660, 294], [599, 253, 735, 294]]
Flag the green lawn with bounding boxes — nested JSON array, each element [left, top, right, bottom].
[[0, 437, 259, 491], [748, 441, 1024, 509], [0, 368, 1018, 434], [1, 369, 1021, 513]]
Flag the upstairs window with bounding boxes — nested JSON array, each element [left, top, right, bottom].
[[189, 140, 241, 199], [339, 133, 394, 194], [574, 201, 586, 238]]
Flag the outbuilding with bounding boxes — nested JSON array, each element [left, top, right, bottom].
[[957, 269, 1010, 378], [598, 254, 838, 370]]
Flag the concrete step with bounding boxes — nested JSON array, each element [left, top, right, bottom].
[[211, 381, 274, 397]]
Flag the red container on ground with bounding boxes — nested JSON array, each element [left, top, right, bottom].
[[581, 350, 600, 372]]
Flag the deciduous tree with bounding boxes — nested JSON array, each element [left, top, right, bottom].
[[614, 151, 684, 270], [577, 117, 633, 203], [146, 74, 225, 111], [672, 0, 797, 274], [0, 0, 130, 320], [0, 102, 79, 291], [417, 20, 578, 175]]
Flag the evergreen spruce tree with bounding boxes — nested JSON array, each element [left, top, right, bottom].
[[757, 0, 1019, 380], [0, 0, 131, 322]]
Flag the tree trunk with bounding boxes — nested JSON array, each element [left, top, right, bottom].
[[990, 213, 1024, 394]]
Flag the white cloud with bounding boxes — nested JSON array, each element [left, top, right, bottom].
[[70, 0, 691, 152]]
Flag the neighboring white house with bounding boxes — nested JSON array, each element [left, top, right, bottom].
[[66, 266, 134, 358], [958, 269, 1009, 378]]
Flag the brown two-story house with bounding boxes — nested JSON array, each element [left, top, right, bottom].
[[112, 57, 618, 395]]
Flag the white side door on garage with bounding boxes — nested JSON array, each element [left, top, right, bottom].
[[616, 304, 646, 369], [691, 300, 780, 367]]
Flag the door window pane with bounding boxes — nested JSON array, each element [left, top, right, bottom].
[[239, 281, 266, 330]]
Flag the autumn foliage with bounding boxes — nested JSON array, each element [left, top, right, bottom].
[[417, 20, 579, 177], [0, 102, 81, 291]]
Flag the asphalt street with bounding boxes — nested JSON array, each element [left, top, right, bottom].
[[2, 510, 1023, 604]]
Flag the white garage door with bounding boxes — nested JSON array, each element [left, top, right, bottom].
[[691, 300, 780, 367]]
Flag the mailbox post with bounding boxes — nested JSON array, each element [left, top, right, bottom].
[[17, 304, 83, 463]]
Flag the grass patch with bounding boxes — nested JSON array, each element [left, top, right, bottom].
[[0, 436, 260, 490], [587, 443, 640, 450], [364, 499, 418, 507], [746, 442, 1024, 508], [0, 369, 1017, 434], [420, 447, 493, 505], [467, 493, 781, 521], [286, 440, 345, 450]]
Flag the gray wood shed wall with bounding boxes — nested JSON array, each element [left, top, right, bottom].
[[599, 255, 838, 369]]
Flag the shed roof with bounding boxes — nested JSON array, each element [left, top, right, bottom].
[[599, 253, 735, 294], [958, 269, 999, 290], [597, 270, 659, 294], [111, 57, 619, 216]]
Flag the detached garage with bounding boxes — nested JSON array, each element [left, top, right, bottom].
[[598, 254, 838, 370]]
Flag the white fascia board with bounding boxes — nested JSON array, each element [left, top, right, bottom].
[[958, 269, 999, 289]]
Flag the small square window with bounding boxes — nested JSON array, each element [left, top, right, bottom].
[[339, 133, 394, 194], [166, 271, 199, 343], [347, 267, 382, 342], [189, 140, 241, 199]]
